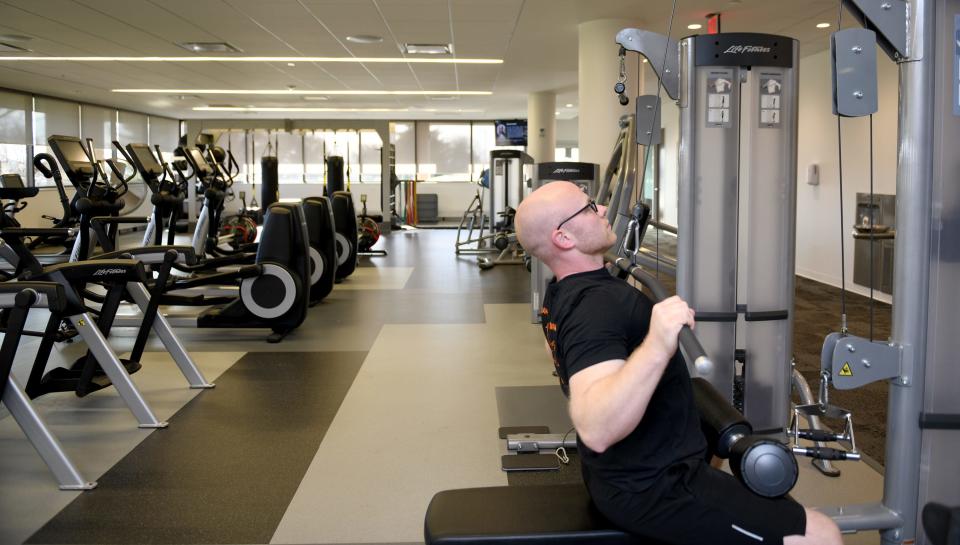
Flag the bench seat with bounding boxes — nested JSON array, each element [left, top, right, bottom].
[[424, 484, 661, 544]]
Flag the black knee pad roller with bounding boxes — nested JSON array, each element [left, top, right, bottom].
[[692, 377, 799, 498], [728, 435, 799, 498]]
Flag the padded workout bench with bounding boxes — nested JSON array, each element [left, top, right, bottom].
[[424, 483, 663, 544]]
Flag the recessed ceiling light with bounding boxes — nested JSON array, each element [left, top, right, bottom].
[[565, 103, 573, 108], [302, 96, 329, 101], [177, 42, 242, 53], [113, 88, 491, 96], [687, 23, 702, 30], [287, 62, 295, 67], [346, 35, 384, 44], [642, 58, 648, 63], [1, 55, 500, 64], [816, 22, 831, 29], [555, 111, 559, 115], [195, 106, 410, 112], [402, 43, 453, 55], [427, 95, 458, 101]]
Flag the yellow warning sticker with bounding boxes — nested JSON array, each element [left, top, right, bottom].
[[839, 362, 853, 376]]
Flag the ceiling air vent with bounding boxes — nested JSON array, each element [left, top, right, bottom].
[[401, 43, 453, 55], [0, 42, 31, 53], [177, 42, 242, 53]]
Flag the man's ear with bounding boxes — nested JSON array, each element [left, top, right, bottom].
[[551, 228, 577, 250]]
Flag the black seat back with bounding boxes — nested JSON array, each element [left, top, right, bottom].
[[256, 202, 310, 328], [302, 196, 336, 303], [331, 191, 358, 279]]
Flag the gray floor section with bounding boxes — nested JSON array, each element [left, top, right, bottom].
[[0, 351, 243, 545], [26, 351, 365, 545]]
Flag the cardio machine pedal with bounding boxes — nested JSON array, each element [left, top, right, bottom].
[[35, 357, 145, 397], [34, 360, 137, 397]]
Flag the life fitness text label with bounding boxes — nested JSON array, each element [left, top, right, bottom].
[[93, 268, 126, 276], [723, 45, 772, 54]]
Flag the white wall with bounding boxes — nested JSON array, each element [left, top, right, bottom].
[[795, 46, 898, 303]]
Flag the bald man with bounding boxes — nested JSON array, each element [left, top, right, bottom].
[[515, 181, 841, 545]]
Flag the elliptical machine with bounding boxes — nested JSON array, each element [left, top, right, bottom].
[[51, 135, 311, 343]]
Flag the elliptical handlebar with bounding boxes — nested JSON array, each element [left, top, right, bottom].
[[204, 147, 234, 189], [33, 153, 60, 181], [83, 138, 129, 199], [33, 153, 73, 226], [112, 140, 136, 166], [104, 156, 137, 189]]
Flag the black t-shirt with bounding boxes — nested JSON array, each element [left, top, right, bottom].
[[541, 267, 707, 492]]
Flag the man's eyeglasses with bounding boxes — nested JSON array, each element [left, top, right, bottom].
[[556, 199, 599, 230]]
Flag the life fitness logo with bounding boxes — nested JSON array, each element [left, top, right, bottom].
[[552, 168, 580, 174], [93, 268, 126, 276], [723, 45, 772, 54]]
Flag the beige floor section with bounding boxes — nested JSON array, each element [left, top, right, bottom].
[[271, 304, 556, 544], [792, 459, 887, 544], [0, 350, 243, 545], [274, 300, 889, 545], [332, 266, 415, 290]]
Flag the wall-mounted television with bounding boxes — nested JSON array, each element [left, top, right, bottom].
[[494, 119, 527, 146]]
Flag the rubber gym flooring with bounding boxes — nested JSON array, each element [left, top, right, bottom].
[[0, 228, 885, 544]]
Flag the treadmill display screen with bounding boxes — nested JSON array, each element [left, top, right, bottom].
[[128, 144, 163, 175], [56, 139, 91, 166], [48, 136, 94, 178], [188, 148, 213, 175]]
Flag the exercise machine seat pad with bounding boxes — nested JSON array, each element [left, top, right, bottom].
[[424, 484, 660, 545]]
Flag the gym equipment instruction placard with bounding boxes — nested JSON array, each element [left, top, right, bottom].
[[758, 72, 783, 128], [706, 69, 734, 128]]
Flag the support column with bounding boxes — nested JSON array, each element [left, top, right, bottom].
[[578, 18, 643, 166], [527, 91, 556, 164]]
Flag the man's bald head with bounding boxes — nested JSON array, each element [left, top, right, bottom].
[[516, 181, 591, 261]]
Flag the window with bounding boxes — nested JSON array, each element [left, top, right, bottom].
[[359, 130, 382, 183], [391, 122, 416, 180], [118, 111, 147, 145], [417, 122, 470, 182], [304, 130, 325, 183], [249, 130, 271, 184], [116, 111, 149, 185], [276, 131, 303, 184], [555, 147, 579, 161], [34, 98, 79, 187], [471, 123, 494, 182], [149, 116, 181, 158], [80, 104, 116, 161], [224, 130, 249, 183], [0, 91, 29, 181]]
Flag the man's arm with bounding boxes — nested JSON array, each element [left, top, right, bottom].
[[568, 296, 694, 453]]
